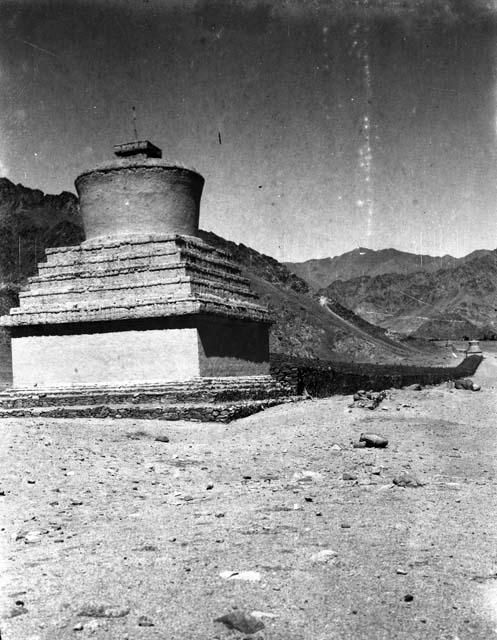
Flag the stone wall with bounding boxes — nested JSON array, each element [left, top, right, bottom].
[[270, 353, 483, 396]]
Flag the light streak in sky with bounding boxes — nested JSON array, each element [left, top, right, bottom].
[[0, 66, 8, 179], [350, 6, 375, 242]]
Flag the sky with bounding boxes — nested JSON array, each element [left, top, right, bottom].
[[1, 0, 497, 262]]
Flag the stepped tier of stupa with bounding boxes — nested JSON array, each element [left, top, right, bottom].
[[0, 141, 294, 419]]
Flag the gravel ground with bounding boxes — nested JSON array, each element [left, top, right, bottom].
[[1, 352, 497, 640]]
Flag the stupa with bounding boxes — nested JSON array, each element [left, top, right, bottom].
[[0, 141, 292, 421]]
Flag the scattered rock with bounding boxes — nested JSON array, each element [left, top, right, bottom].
[[404, 594, 414, 602], [454, 378, 480, 391], [310, 549, 338, 564], [76, 603, 130, 618], [72, 622, 84, 631], [206, 483, 214, 490], [393, 473, 424, 488], [154, 435, 170, 443], [359, 433, 389, 448], [396, 568, 408, 575], [370, 467, 381, 475], [137, 615, 154, 627], [352, 390, 387, 410], [404, 383, 422, 391], [215, 612, 265, 634]]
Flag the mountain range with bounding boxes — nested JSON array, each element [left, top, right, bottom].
[[287, 247, 497, 339], [285, 247, 491, 291]]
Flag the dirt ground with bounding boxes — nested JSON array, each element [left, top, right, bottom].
[[2, 349, 497, 639]]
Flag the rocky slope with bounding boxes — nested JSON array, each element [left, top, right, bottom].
[[320, 251, 497, 339], [0, 178, 83, 283]]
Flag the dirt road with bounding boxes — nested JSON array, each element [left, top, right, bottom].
[[1, 354, 497, 639]]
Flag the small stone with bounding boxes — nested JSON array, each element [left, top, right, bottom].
[[396, 568, 408, 575], [219, 570, 261, 582], [353, 442, 366, 449], [76, 603, 130, 618], [359, 433, 388, 448], [137, 615, 154, 627], [25, 530, 43, 544], [27, 479, 36, 484], [393, 473, 424, 488], [215, 611, 265, 634], [215, 512, 225, 518], [311, 549, 337, 564], [154, 435, 170, 443], [251, 610, 278, 619], [341, 523, 351, 529], [404, 383, 422, 391], [135, 543, 157, 552], [13, 530, 27, 541], [73, 623, 84, 631], [471, 383, 481, 391], [454, 378, 474, 390], [292, 470, 323, 484], [84, 620, 101, 632], [370, 467, 381, 475], [8, 605, 28, 618], [206, 483, 214, 490], [404, 594, 414, 602], [342, 472, 357, 481]]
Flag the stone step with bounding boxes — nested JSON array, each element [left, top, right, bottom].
[[0, 397, 299, 422], [44, 236, 235, 268], [3, 294, 270, 326], [17, 275, 258, 310], [32, 256, 249, 288], [0, 376, 293, 409]]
